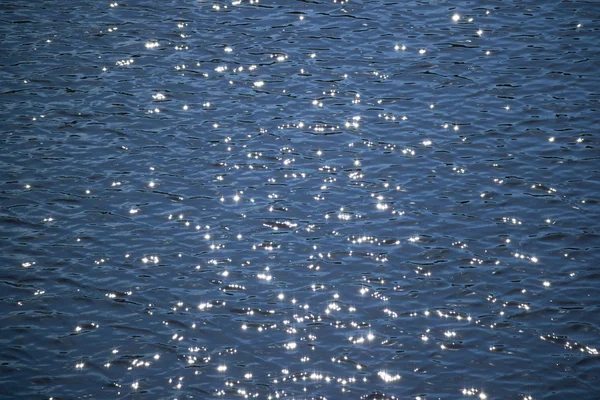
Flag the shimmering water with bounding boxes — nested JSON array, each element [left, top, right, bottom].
[[1, 1, 600, 399]]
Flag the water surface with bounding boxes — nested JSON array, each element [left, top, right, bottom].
[[1, 0, 600, 399]]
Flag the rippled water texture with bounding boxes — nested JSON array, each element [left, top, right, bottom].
[[1, 0, 600, 399]]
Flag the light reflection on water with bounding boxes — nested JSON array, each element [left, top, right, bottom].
[[1, 0, 599, 399]]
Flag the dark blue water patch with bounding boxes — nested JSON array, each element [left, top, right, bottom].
[[1, 0, 600, 399]]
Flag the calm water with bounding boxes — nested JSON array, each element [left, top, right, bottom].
[[1, 0, 599, 399]]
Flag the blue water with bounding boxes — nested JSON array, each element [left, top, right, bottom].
[[1, 1, 600, 399]]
